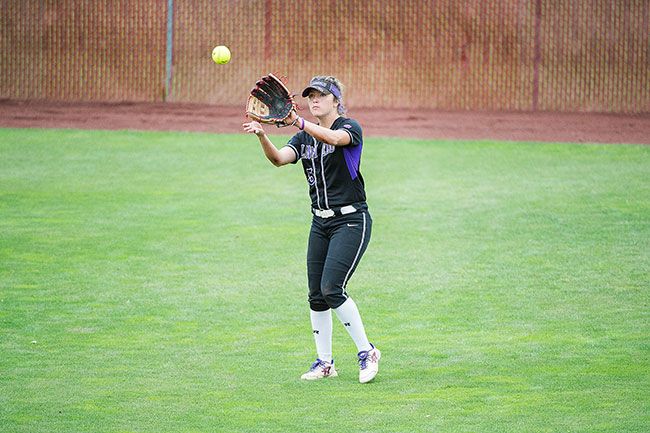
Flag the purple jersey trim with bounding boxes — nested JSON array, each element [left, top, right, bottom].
[[342, 134, 362, 180]]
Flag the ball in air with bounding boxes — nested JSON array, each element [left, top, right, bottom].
[[212, 45, 231, 64]]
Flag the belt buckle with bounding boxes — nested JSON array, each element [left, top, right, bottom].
[[314, 208, 335, 218]]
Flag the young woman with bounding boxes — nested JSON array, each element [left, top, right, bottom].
[[242, 76, 380, 384]]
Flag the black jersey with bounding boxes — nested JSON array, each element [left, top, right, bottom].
[[285, 117, 366, 210]]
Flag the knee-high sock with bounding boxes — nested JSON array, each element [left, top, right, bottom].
[[310, 309, 333, 363], [334, 298, 372, 352]]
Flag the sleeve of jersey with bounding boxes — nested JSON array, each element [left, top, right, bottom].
[[338, 119, 363, 146], [283, 133, 302, 164]]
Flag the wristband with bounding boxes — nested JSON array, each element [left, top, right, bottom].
[[299, 117, 305, 130]]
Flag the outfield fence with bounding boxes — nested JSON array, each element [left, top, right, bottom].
[[1, 0, 648, 113]]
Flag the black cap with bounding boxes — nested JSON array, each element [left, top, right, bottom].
[[301, 79, 342, 99]]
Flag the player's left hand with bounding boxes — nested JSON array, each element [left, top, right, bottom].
[[281, 109, 299, 126], [246, 73, 297, 127]]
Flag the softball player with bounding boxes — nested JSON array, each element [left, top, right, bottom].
[[242, 76, 380, 383]]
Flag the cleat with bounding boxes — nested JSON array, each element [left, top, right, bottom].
[[358, 345, 381, 383], [300, 358, 338, 380]]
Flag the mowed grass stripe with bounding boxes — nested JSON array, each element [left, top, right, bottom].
[[1, 128, 648, 432]]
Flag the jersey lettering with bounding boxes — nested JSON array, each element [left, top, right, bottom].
[[285, 117, 366, 209], [301, 143, 335, 160], [301, 143, 318, 160], [322, 143, 335, 156]]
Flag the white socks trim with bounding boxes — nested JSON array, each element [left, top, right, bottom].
[[309, 309, 333, 362], [333, 298, 372, 352]]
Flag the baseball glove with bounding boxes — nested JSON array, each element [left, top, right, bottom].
[[246, 73, 296, 127]]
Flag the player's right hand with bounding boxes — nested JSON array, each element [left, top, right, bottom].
[[243, 120, 265, 136]]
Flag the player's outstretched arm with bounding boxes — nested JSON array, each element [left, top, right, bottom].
[[303, 120, 350, 146], [243, 121, 296, 167], [284, 111, 350, 146]]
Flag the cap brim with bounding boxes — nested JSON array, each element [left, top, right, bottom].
[[301, 85, 331, 97]]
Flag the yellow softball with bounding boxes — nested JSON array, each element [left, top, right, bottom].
[[211, 45, 231, 64]]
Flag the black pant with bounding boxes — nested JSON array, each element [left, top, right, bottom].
[[307, 209, 372, 311]]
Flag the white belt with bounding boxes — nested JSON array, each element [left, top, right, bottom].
[[312, 205, 357, 219]]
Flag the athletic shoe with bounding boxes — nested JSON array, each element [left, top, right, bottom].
[[300, 358, 338, 380], [358, 344, 381, 383]]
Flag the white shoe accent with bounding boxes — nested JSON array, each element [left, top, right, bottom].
[[301, 359, 338, 381], [358, 346, 381, 383]]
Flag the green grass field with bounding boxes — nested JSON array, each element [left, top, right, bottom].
[[1, 128, 648, 432]]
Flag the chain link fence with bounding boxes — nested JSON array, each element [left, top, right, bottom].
[[1, 0, 648, 113]]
